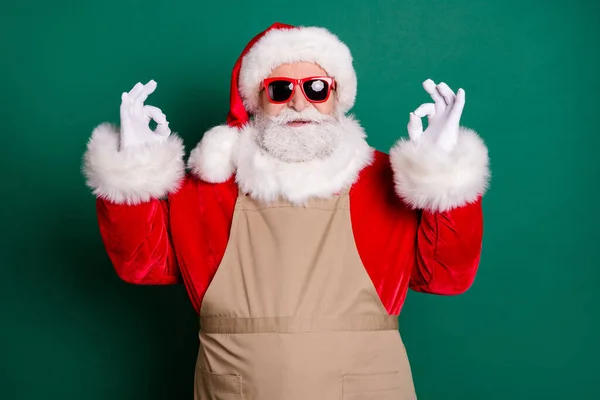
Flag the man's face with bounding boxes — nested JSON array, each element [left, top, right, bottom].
[[259, 62, 336, 117], [251, 61, 341, 164]]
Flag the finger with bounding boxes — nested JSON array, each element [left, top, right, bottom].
[[155, 121, 171, 136], [436, 82, 455, 107], [121, 92, 131, 110], [448, 88, 466, 124], [407, 112, 423, 140], [413, 103, 435, 119], [128, 82, 144, 98], [135, 80, 157, 103], [143, 105, 167, 123], [423, 79, 446, 113]]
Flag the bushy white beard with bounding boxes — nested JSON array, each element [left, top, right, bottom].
[[251, 107, 343, 163]]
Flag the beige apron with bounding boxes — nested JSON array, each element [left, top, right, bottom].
[[194, 189, 417, 399]]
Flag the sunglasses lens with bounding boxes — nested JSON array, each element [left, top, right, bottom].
[[303, 79, 330, 101], [268, 80, 294, 102]]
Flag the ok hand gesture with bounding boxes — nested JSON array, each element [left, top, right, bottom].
[[407, 79, 465, 153], [119, 80, 171, 150]]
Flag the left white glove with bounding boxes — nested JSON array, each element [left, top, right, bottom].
[[407, 79, 465, 153]]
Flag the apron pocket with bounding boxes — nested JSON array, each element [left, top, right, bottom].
[[342, 371, 404, 400], [198, 367, 242, 399]]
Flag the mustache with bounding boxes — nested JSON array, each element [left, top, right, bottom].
[[263, 107, 336, 125]]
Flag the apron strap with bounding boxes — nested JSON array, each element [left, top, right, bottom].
[[235, 186, 352, 211]]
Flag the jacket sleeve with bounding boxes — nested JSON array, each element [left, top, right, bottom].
[[409, 198, 484, 294], [389, 126, 490, 295], [82, 123, 186, 285]]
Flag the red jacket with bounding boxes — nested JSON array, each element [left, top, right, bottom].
[[94, 150, 484, 316]]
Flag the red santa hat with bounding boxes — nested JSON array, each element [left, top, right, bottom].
[[230, 22, 357, 125], [187, 22, 358, 182]]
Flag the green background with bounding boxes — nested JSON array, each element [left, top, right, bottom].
[[1, 0, 598, 399]]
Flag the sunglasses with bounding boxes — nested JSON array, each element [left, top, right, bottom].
[[262, 76, 336, 104]]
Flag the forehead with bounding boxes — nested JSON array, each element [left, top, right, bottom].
[[267, 61, 328, 78]]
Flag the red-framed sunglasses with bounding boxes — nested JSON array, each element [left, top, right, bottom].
[[262, 76, 336, 104]]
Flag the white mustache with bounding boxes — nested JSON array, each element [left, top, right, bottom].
[[267, 107, 335, 125]]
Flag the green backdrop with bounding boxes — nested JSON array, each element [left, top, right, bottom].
[[2, 0, 598, 399]]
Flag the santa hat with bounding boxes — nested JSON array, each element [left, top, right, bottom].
[[187, 22, 357, 183]]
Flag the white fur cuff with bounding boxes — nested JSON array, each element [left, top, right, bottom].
[[82, 123, 185, 205], [187, 124, 239, 183], [390, 127, 490, 212]]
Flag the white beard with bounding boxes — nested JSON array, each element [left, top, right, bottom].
[[251, 107, 343, 163], [187, 112, 375, 204]]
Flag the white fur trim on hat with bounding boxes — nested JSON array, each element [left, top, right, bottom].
[[239, 26, 357, 115], [390, 127, 490, 212], [186, 124, 240, 183], [82, 123, 185, 205]]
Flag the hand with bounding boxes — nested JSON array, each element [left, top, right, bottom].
[[407, 79, 465, 153], [119, 80, 171, 150]]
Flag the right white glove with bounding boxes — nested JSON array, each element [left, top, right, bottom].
[[119, 80, 171, 151]]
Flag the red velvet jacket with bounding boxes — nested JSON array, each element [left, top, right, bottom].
[[95, 150, 483, 316]]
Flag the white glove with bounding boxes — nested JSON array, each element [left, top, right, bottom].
[[407, 79, 465, 153], [119, 80, 171, 151]]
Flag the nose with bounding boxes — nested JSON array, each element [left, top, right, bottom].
[[288, 85, 308, 112]]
